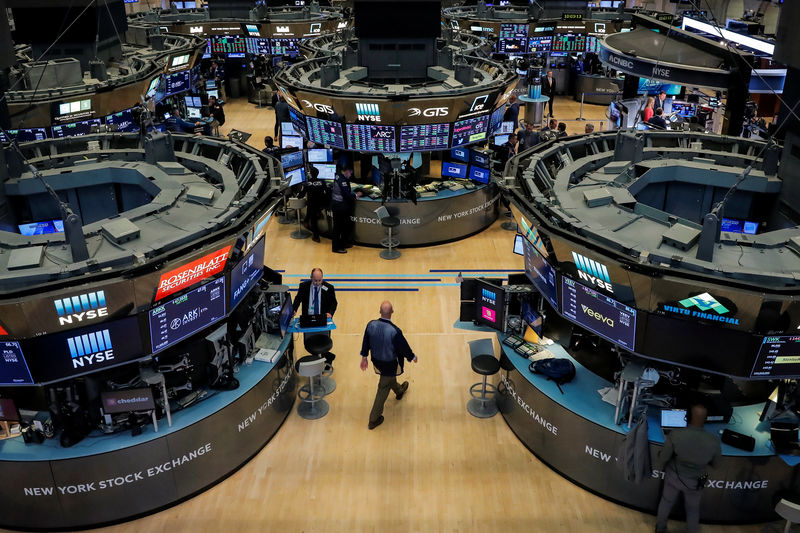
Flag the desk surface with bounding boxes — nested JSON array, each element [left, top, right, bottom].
[[288, 317, 336, 333], [0, 334, 291, 461], [357, 183, 489, 203], [454, 321, 777, 458]]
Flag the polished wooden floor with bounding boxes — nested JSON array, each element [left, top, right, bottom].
[[59, 97, 766, 533]]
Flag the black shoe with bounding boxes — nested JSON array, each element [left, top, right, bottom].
[[311, 235, 320, 243], [368, 416, 384, 430], [396, 381, 409, 400], [332, 248, 347, 254], [654, 526, 667, 533], [344, 243, 353, 249]]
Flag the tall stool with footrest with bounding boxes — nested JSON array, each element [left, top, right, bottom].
[[375, 205, 401, 260], [467, 338, 500, 418], [304, 334, 335, 395], [295, 356, 328, 420]]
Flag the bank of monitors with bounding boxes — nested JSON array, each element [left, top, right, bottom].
[[280, 150, 304, 170], [165, 71, 192, 96], [528, 36, 552, 53], [230, 238, 265, 310], [103, 109, 136, 132], [313, 163, 336, 180], [345, 124, 397, 152], [149, 276, 227, 353], [498, 23, 529, 54], [561, 277, 636, 351], [441, 161, 468, 179], [399, 123, 450, 152], [281, 135, 303, 149], [451, 147, 469, 163], [0, 128, 48, 143], [51, 119, 102, 138], [288, 107, 308, 138], [474, 278, 506, 331], [307, 148, 332, 162], [271, 38, 299, 56], [721, 218, 759, 235], [552, 34, 587, 53], [0, 342, 34, 386], [211, 36, 247, 55], [18, 219, 64, 236], [452, 114, 490, 147], [522, 237, 558, 310], [307, 116, 345, 149], [246, 38, 270, 55], [286, 167, 306, 186]]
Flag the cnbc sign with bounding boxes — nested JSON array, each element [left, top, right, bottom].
[[662, 292, 740, 325]]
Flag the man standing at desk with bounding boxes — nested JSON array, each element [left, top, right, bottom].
[[542, 70, 556, 118], [360, 301, 417, 430], [655, 403, 721, 533], [293, 268, 337, 318]]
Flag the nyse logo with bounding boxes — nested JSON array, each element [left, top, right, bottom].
[[572, 251, 613, 292], [67, 329, 114, 369], [481, 288, 496, 305], [409, 107, 448, 118], [276, 26, 290, 33], [356, 102, 381, 122], [581, 305, 614, 327], [54, 291, 108, 326], [470, 95, 489, 113], [652, 66, 671, 78], [303, 100, 334, 114]]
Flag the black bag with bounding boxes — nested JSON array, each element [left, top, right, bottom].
[[529, 358, 576, 394]]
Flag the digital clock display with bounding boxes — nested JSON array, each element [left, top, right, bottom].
[[562, 12, 584, 21]]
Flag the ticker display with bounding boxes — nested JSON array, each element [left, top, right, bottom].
[[211, 36, 247, 55], [561, 277, 636, 351], [307, 116, 346, 149], [552, 34, 587, 53], [345, 124, 397, 152], [271, 38, 299, 56], [751, 336, 800, 378], [0, 342, 34, 386], [498, 23, 529, 54], [399, 123, 450, 152], [523, 238, 558, 310], [246, 38, 270, 55], [452, 114, 490, 146]]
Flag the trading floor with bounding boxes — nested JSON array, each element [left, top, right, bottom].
[[34, 96, 765, 533]]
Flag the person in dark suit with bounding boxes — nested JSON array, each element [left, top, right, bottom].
[[292, 267, 338, 318], [648, 108, 668, 130], [542, 70, 556, 118], [330, 162, 361, 253]]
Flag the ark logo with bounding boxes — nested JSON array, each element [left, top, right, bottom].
[[581, 305, 614, 327], [54, 291, 108, 326], [355, 102, 381, 122], [67, 329, 114, 369], [679, 293, 729, 314], [481, 288, 496, 305], [572, 252, 613, 292]]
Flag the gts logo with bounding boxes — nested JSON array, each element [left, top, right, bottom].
[[581, 305, 614, 327]]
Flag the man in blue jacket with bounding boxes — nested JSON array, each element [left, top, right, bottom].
[[360, 301, 418, 429]]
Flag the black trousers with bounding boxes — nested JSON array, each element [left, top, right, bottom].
[[305, 202, 321, 238], [547, 95, 554, 117], [331, 208, 352, 250]]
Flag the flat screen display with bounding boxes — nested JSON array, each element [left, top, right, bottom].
[[0, 342, 34, 385], [468, 166, 490, 183], [230, 237, 265, 310], [149, 276, 226, 353], [552, 34, 587, 53], [513, 234, 524, 256], [0, 128, 49, 143], [523, 238, 558, 309], [246, 38, 270, 55], [281, 135, 303, 149], [721, 217, 758, 235], [165, 70, 192, 96], [345, 124, 397, 152], [101, 388, 156, 414], [307, 116, 345, 149], [498, 23, 529, 53], [51, 119, 102, 138], [313, 163, 336, 180], [146, 77, 161, 99], [307, 148, 332, 162], [452, 114, 490, 146], [271, 38, 299, 56], [286, 167, 306, 186], [528, 36, 552, 52], [471, 151, 490, 166], [494, 134, 510, 145], [399, 123, 450, 152], [488, 106, 507, 134], [279, 295, 294, 337], [451, 147, 470, 163], [281, 150, 304, 169], [18, 219, 64, 236], [475, 278, 506, 331], [561, 277, 636, 350], [185, 96, 202, 107], [23, 316, 144, 384], [288, 107, 308, 138], [751, 336, 800, 378], [638, 78, 682, 95], [211, 36, 247, 55], [442, 161, 468, 179], [105, 108, 138, 132], [661, 409, 688, 428]]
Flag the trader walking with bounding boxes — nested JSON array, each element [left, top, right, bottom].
[[360, 301, 417, 430], [655, 403, 721, 533]]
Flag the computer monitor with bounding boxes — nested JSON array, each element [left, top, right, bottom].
[[286, 167, 305, 186], [279, 295, 294, 337], [442, 161, 468, 179], [474, 278, 506, 331], [494, 134, 510, 145], [307, 148, 332, 163], [187, 107, 201, 119], [281, 121, 296, 135], [206, 89, 219, 99], [468, 166, 490, 184], [18, 219, 64, 236], [281, 150, 304, 170], [281, 135, 303, 149], [450, 147, 469, 163], [513, 233, 524, 256], [0, 398, 19, 422], [499, 121, 515, 134], [660, 409, 687, 428], [313, 163, 336, 180], [206, 80, 217, 89], [471, 151, 490, 167]]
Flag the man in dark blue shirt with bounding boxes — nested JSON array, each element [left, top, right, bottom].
[[360, 301, 417, 429], [330, 163, 360, 253]]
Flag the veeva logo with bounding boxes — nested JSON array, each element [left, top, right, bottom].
[[581, 305, 614, 327], [54, 291, 108, 326]]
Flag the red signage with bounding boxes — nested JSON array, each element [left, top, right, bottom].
[[0, 325, 6, 336], [154, 246, 232, 301]]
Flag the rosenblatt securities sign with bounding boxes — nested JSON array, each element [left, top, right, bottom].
[[154, 245, 232, 301]]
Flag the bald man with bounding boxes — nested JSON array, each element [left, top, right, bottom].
[[360, 301, 417, 429], [655, 403, 721, 533]]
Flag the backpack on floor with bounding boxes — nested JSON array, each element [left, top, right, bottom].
[[529, 358, 576, 394]]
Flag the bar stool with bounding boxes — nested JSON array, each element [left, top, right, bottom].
[[768, 499, 800, 533], [496, 350, 516, 414], [375, 205, 400, 260], [467, 338, 500, 418], [288, 197, 311, 239], [295, 356, 328, 420], [305, 334, 335, 395]]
